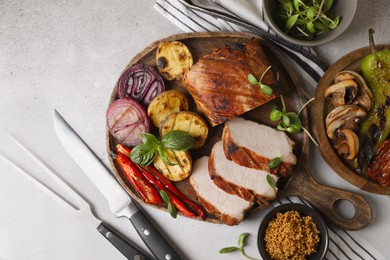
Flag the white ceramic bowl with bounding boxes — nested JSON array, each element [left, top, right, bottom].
[[263, 0, 358, 46]]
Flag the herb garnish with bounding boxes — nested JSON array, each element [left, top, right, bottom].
[[220, 233, 258, 260], [268, 156, 283, 169], [277, 0, 340, 39], [270, 96, 319, 146], [160, 190, 177, 218], [130, 130, 195, 166], [248, 66, 273, 95], [266, 175, 278, 190]]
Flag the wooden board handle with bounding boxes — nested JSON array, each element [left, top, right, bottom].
[[280, 168, 372, 230]]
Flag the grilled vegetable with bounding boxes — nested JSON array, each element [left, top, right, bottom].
[[153, 149, 192, 181], [156, 41, 193, 80], [159, 111, 209, 149], [147, 89, 189, 127], [114, 152, 162, 204], [117, 64, 165, 106], [117, 143, 205, 218], [356, 29, 390, 174], [106, 98, 150, 146]]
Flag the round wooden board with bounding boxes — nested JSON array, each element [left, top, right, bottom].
[[312, 44, 390, 195], [106, 32, 372, 230]]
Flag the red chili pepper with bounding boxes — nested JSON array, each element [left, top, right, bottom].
[[133, 163, 196, 218], [143, 165, 205, 219], [115, 152, 162, 205], [116, 144, 205, 219]]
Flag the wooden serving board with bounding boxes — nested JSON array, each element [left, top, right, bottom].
[[312, 44, 390, 195], [106, 32, 372, 230]]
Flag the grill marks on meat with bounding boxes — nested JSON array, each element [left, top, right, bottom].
[[189, 157, 253, 226], [183, 38, 280, 126], [209, 141, 278, 207], [223, 118, 296, 176]]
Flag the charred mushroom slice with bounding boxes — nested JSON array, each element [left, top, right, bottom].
[[325, 105, 367, 139], [334, 129, 360, 160], [334, 71, 373, 111], [325, 79, 358, 106]]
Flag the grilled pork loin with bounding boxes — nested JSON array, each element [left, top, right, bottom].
[[182, 38, 280, 126], [209, 141, 278, 206], [189, 156, 253, 225], [223, 117, 296, 176]]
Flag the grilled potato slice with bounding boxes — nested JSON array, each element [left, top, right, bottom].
[[156, 41, 193, 80], [159, 111, 209, 149], [153, 149, 192, 181], [147, 90, 189, 127]]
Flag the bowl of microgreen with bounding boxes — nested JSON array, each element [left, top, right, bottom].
[[263, 0, 358, 46]]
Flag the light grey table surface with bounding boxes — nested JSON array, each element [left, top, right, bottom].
[[0, 1, 389, 259]]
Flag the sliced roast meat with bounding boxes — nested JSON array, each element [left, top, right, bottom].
[[182, 38, 280, 126], [209, 141, 278, 207], [106, 97, 150, 146], [189, 156, 253, 225], [223, 117, 296, 176]]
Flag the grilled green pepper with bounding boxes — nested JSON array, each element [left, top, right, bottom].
[[356, 29, 390, 174]]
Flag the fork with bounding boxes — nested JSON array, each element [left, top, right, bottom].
[[0, 136, 151, 260]]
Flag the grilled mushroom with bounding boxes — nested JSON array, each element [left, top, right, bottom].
[[325, 79, 358, 106], [333, 70, 373, 111], [333, 129, 360, 160], [325, 105, 367, 139]]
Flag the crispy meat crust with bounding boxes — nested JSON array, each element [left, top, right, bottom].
[[183, 38, 280, 126]]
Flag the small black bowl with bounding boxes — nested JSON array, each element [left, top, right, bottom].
[[257, 203, 329, 260]]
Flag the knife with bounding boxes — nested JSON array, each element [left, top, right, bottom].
[[53, 109, 182, 260], [4, 136, 151, 260]]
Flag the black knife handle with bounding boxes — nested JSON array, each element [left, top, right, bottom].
[[129, 210, 182, 260], [97, 222, 151, 260]]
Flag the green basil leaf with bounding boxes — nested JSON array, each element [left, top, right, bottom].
[[269, 109, 283, 122], [158, 146, 176, 166], [268, 156, 283, 169], [141, 133, 159, 145], [267, 174, 278, 189], [322, 0, 333, 12], [260, 84, 273, 95], [285, 14, 299, 32], [247, 74, 258, 85], [130, 143, 156, 166], [159, 190, 170, 203], [219, 247, 239, 254], [238, 233, 248, 249], [168, 203, 178, 218], [161, 130, 195, 151]]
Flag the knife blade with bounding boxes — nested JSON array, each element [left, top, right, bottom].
[[3, 136, 151, 260], [53, 109, 182, 260]]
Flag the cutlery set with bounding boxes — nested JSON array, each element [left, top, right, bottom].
[[0, 110, 182, 260]]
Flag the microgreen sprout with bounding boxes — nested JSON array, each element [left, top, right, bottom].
[[160, 190, 177, 218], [277, 0, 340, 39], [220, 233, 259, 260], [248, 66, 273, 95], [270, 96, 319, 146]]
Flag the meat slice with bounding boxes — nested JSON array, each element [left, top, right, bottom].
[[189, 157, 253, 225], [223, 117, 296, 176], [209, 141, 278, 206], [182, 38, 280, 126]]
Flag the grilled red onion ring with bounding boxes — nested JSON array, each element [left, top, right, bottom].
[[106, 97, 150, 146], [117, 64, 165, 106]]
